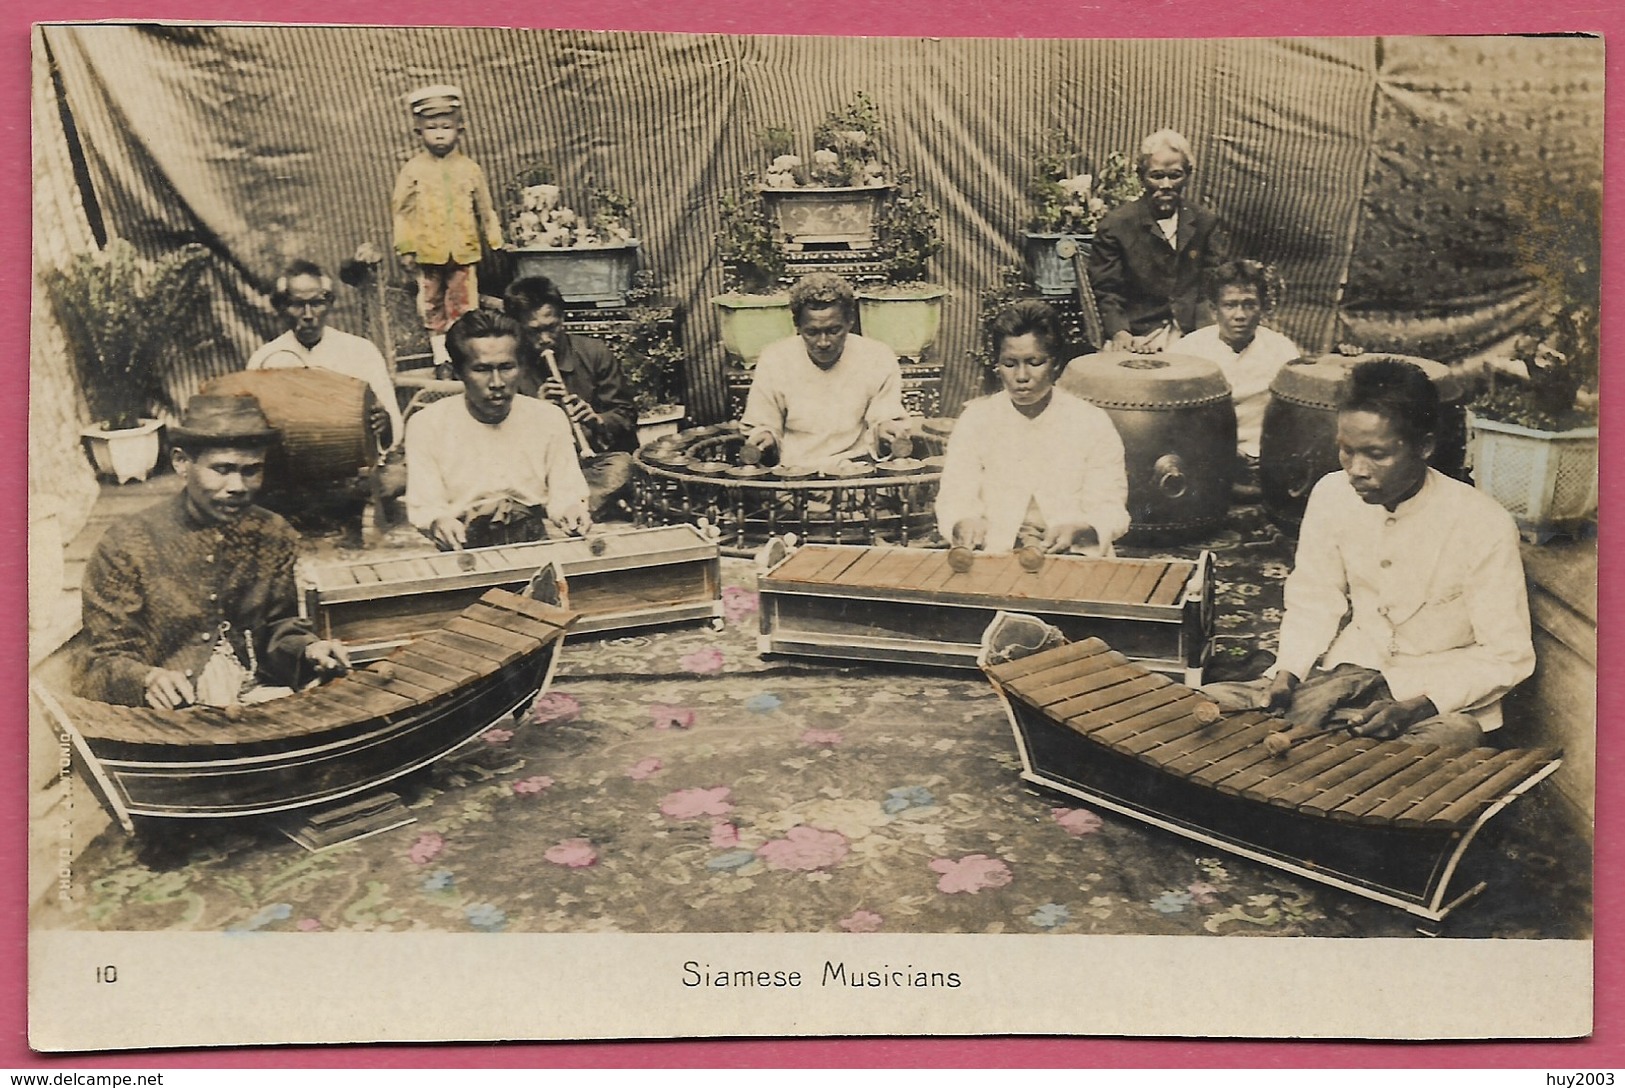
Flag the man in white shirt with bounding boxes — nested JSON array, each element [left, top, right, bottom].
[[247, 260, 404, 448], [1177, 259, 1300, 461], [405, 310, 590, 550], [741, 273, 910, 470], [936, 301, 1130, 555], [1207, 358, 1534, 752]]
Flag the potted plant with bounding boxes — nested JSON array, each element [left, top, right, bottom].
[[602, 272, 688, 444], [855, 172, 949, 361], [507, 163, 642, 306], [1022, 143, 1140, 297], [757, 93, 892, 250], [43, 239, 213, 483], [711, 177, 793, 370]]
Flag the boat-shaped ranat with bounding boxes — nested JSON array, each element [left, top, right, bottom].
[[32, 584, 577, 832], [979, 611, 1562, 921]]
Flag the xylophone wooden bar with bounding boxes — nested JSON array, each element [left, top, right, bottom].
[[979, 611, 1562, 920]]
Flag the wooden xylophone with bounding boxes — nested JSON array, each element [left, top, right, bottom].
[[756, 541, 1212, 679], [979, 612, 1562, 920], [31, 587, 578, 830], [303, 524, 723, 663]]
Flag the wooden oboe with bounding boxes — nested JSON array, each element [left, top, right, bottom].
[[542, 347, 597, 456]]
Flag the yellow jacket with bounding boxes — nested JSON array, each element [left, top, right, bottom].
[[392, 149, 504, 265]]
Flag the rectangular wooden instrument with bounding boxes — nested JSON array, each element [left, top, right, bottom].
[[304, 524, 722, 663], [757, 543, 1212, 680], [980, 615, 1562, 921]]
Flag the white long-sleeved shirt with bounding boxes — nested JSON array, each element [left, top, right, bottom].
[[934, 388, 1130, 554], [247, 328, 405, 448], [740, 333, 906, 469], [1177, 323, 1300, 458], [404, 394, 589, 531], [1276, 468, 1534, 729]]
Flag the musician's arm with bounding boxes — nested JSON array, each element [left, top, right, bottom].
[[739, 350, 786, 450], [77, 542, 167, 706], [403, 410, 459, 533], [1275, 475, 1351, 682], [1070, 404, 1130, 547], [540, 402, 592, 517], [933, 403, 986, 545], [258, 523, 324, 689], [576, 339, 638, 452]]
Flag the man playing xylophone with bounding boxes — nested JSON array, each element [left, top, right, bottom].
[[1205, 357, 1535, 753], [936, 300, 1129, 557], [77, 395, 353, 709], [405, 309, 591, 551]]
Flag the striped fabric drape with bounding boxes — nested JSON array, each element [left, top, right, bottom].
[[36, 28, 1602, 422]]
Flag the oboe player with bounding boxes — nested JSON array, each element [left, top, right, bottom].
[[503, 275, 639, 520]]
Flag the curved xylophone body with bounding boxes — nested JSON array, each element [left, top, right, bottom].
[[757, 542, 1212, 680], [979, 612, 1561, 920], [32, 587, 577, 831]]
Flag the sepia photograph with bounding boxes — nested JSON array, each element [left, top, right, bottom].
[[25, 22, 1600, 1050]]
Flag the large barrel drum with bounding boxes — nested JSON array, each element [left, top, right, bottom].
[[1259, 352, 1469, 533], [1058, 351, 1236, 544], [200, 368, 380, 489]]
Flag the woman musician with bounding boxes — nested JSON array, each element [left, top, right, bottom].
[[936, 300, 1131, 558]]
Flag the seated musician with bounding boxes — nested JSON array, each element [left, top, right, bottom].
[[935, 300, 1130, 555], [1205, 358, 1534, 752], [1087, 128, 1230, 353], [405, 308, 591, 550], [740, 273, 910, 470], [503, 275, 638, 520], [247, 259, 404, 453], [76, 394, 352, 709], [1176, 259, 1299, 467]]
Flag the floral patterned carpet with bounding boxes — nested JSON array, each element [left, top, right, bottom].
[[38, 501, 1590, 939]]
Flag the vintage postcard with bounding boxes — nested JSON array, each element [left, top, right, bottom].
[[26, 25, 1597, 1051]]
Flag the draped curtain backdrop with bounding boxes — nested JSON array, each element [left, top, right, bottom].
[[34, 28, 1603, 424]]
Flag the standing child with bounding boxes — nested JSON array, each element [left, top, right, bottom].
[[392, 84, 504, 370]]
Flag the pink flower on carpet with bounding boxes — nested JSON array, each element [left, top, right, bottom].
[[660, 786, 734, 820], [650, 704, 696, 730], [710, 821, 741, 848], [757, 826, 850, 871], [1052, 807, 1104, 837], [840, 910, 884, 933], [1187, 881, 1220, 904], [628, 758, 664, 781], [721, 586, 759, 623], [798, 728, 843, 746], [408, 831, 444, 865], [512, 775, 554, 794], [527, 691, 582, 725], [679, 647, 725, 674], [544, 838, 598, 868], [296, 918, 323, 932], [481, 727, 514, 745], [930, 854, 1013, 895]]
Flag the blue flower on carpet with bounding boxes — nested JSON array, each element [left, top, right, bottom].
[[422, 869, 455, 892], [707, 850, 759, 871], [744, 693, 782, 713], [1027, 903, 1071, 929], [466, 903, 507, 931], [228, 903, 293, 933], [882, 786, 935, 813], [1151, 890, 1194, 914]]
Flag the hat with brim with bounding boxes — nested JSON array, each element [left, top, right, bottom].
[[170, 394, 280, 448], [407, 83, 465, 116]]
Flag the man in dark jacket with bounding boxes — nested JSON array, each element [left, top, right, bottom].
[[1087, 128, 1230, 353], [503, 275, 637, 519]]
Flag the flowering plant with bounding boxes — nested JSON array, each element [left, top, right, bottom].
[[505, 163, 638, 248], [873, 172, 942, 285], [715, 177, 787, 294], [1475, 300, 1599, 431], [1026, 146, 1140, 235], [760, 93, 889, 189]]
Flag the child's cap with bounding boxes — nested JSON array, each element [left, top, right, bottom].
[[407, 84, 465, 118]]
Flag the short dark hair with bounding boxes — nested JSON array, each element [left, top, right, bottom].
[[1338, 357, 1439, 448], [270, 260, 332, 310], [1204, 259, 1284, 313], [989, 299, 1066, 363], [503, 275, 567, 319], [445, 309, 522, 373], [789, 273, 858, 325]]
